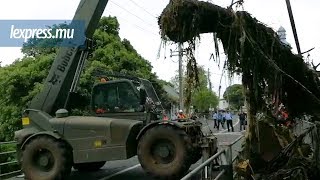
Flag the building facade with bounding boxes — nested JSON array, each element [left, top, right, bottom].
[[218, 99, 229, 110]]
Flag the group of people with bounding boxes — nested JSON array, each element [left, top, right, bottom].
[[170, 109, 248, 133], [212, 110, 247, 132], [171, 109, 199, 120]]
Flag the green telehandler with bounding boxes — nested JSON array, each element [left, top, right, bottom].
[[14, 0, 218, 179]]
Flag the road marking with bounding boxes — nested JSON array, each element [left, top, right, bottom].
[[99, 164, 141, 180], [215, 132, 243, 135]]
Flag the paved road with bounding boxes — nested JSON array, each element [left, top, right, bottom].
[[10, 117, 245, 180]]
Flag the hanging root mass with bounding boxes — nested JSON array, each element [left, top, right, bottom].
[[159, 0, 320, 179], [159, 0, 320, 119]]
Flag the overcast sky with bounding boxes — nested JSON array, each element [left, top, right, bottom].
[[0, 0, 319, 97]]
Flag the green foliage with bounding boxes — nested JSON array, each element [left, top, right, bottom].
[[22, 23, 71, 57], [0, 16, 169, 142], [170, 66, 207, 93], [193, 88, 218, 112], [0, 55, 54, 141], [223, 84, 245, 110], [170, 66, 218, 112], [196, 67, 209, 89], [191, 67, 218, 112]]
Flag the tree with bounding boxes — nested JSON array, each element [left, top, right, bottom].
[[170, 66, 218, 112], [193, 88, 218, 112], [0, 16, 169, 142], [223, 84, 245, 110], [170, 66, 208, 93]]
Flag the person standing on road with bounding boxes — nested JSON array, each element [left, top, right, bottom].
[[222, 111, 227, 128], [212, 112, 218, 129], [238, 111, 247, 131], [217, 111, 223, 130], [225, 110, 234, 132]]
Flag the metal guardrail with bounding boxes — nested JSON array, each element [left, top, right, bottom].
[[0, 141, 21, 179], [182, 134, 245, 180], [184, 119, 315, 180], [1, 134, 245, 180], [181, 149, 227, 180]]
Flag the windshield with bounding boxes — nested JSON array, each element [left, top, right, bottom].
[[139, 79, 163, 110]]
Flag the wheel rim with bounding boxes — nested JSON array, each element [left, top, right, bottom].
[[151, 139, 176, 164], [32, 148, 55, 172]]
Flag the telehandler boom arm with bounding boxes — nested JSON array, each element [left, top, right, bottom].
[[29, 0, 109, 115]]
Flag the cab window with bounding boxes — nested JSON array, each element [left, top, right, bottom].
[[117, 82, 140, 112], [93, 82, 141, 114]]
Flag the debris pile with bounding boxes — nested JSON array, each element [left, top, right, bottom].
[[159, 0, 320, 179]]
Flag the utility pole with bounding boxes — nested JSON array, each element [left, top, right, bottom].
[[170, 44, 185, 111], [208, 68, 213, 112], [178, 44, 184, 111], [285, 0, 302, 56], [208, 68, 212, 91]]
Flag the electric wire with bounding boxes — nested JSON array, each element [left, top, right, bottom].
[[127, 0, 158, 18], [107, 11, 159, 37], [109, 1, 158, 29]]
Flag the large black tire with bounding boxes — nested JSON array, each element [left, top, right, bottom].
[[137, 125, 193, 180], [21, 136, 73, 180], [73, 161, 106, 171]]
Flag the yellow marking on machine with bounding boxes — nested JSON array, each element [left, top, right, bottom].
[[22, 117, 30, 125], [94, 140, 102, 148]]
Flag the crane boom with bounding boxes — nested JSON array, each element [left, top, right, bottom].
[[29, 0, 109, 115]]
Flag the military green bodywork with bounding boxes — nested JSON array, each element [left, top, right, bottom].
[[15, 111, 201, 164], [14, 70, 203, 164], [53, 116, 143, 163]]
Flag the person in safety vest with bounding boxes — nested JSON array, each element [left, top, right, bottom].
[[177, 110, 187, 119]]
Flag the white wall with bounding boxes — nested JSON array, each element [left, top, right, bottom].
[[218, 99, 229, 110]]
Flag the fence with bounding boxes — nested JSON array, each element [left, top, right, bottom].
[[181, 119, 318, 180], [182, 134, 245, 180], [0, 141, 21, 179]]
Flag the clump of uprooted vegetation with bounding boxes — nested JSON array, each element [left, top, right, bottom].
[[159, 0, 320, 179]]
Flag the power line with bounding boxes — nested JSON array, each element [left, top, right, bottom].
[[109, 11, 159, 37], [127, 0, 157, 18], [109, 0, 158, 29]]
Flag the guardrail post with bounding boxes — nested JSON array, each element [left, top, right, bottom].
[[199, 136, 218, 180], [201, 139, 211, 179], [201, 146, 210, 179], [220, 145, 233, 180]]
